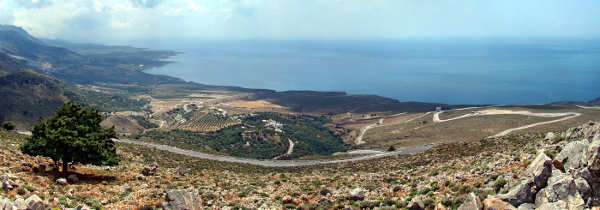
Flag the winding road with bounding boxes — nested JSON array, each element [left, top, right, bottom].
[[113, 138, 434, 167], [354, 112, 431, 145], [433, 109, 582, 138]]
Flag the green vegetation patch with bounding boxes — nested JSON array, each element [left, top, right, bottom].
[[132, 112, 348, 159]]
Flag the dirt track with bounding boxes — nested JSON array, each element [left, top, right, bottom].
[[433, 109, 581, 137]]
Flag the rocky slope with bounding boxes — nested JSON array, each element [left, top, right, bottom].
[[0, 122, 598, 209]]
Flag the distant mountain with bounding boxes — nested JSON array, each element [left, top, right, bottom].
[[0, 25, 84, 67], [0, 24, 182, 86]]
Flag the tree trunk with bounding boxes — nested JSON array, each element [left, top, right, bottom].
[[62, 161, 68, 174]]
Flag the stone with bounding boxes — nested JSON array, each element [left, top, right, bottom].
[[526, 152, 552, 190], [496, 179, 535, 207], [67, 174, 79, 183], [141, 164, 158, 176], [483, 198, 517, 210], [516, 203, 534, 210], [536, 202, 566, 210], [555, 140, 589, 172], [347, 187, 366, 201], [534, 175, 585, 209], [13, 198, 26, 210], [0, 198, 16, 210], [56, 178, 68, 185], [574, 178, 591, 199], [434, 203, 447, 210], [407, 198, 424, 210], [163, 189, 202, 210], [545, 132, 556, 141], [458, 192, 482, 210], [24, 194, 45, 210], [282, 196, 296, 205], [586, 139, 600, 171], [120, 183, 132, 193], [75, 204, 92, 210]]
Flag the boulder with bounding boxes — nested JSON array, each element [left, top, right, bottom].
[[0, 198, 16, 210], [163, 189, 202, 210], [56, 178, 68, 185], [67, 174, 79, 183], [535, 175, 585, 209], [516, 203, 534, 210], [483, 198, 516, 210], [13, 198, 26, 210], [574, 178, 590, 199], [586, 139, 600, 171], [536, 201, 567, 210], [555, 140, 589, 172], [347, 187, 366, 201], [407, 198, 424, 210], [496, 179, 535, 207], [24, 194, 45, 210], [458, 192, 482, 210], [526, 152, 552, 190]]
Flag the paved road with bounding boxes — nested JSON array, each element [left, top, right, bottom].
[[113, 138, 434, 167]]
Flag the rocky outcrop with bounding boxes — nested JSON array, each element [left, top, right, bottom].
[[162, 189, 202, 210], [526, 152, 552, 190], [468, 122, 600, 210], [483, 198, 516, 210], [496, 179, 535, 206], [555, 140, 589, 173], [0, 195, 48, 210], [458, 193, 482, 210]]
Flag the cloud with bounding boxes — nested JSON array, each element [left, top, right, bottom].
[[0, 0, 599, 42], [13, 0, 52, 8], [129, 0, 163, 8]]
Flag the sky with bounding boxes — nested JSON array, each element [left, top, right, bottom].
[[0, 0, 599, 43]]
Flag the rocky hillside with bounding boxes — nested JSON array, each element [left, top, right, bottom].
[[0, 121, 598, 209], [0, 70, 66, 129]]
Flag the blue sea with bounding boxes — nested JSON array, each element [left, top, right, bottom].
[[142, 39, 600, 105]]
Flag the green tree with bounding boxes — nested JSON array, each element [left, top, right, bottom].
[[2, 121, 16, 130], [20, 102, 118, 173]]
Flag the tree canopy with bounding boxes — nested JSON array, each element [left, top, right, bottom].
[[20, 102, 118, 173]]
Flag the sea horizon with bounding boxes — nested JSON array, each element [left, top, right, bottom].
[[141, 38, 600, 105]]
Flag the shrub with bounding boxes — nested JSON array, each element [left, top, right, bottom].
[[2, 121, 15, 130], [494, 177, 507, 192], [387, 145, 396, 151]]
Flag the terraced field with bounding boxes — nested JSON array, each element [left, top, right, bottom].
[[176, 112, 239, 132]]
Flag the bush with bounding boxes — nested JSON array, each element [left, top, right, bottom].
[[387, 145, 396, 151], [2, 121, 15, 130], [494, 177, 507, 192]]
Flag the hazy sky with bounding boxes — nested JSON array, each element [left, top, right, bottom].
[[1, 0, 599, 43]]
